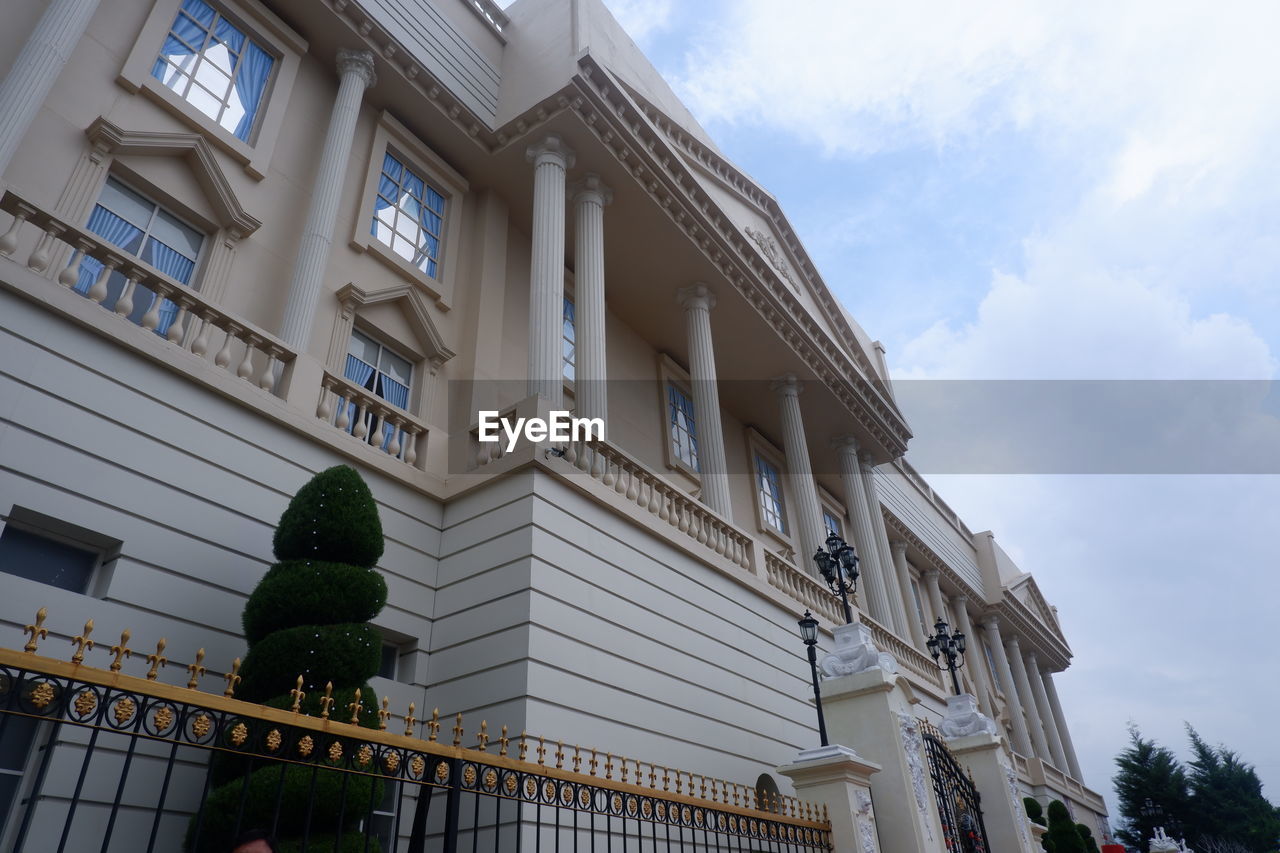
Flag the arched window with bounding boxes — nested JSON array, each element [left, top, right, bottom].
[[754, 773, 781, 813]]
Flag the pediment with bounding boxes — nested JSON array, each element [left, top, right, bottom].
[[1005, 574, 1063, 639], [336, 281, 456, 368]]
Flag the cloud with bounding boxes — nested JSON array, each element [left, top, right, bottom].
[[599, 0, 674, 43]]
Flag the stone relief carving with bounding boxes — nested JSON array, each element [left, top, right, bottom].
[[898, 713, 934, 841], [1003, 760, 1032, 849], [820, 622, 899, 677], [940, 693, 999, 739], [745, 226, 799, 290], [854, 789, 879, 853], [1149, 827, 1181, 852]]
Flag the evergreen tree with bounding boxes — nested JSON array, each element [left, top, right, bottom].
[[1075, 822, 1101, 853], [1184, 726, 1280, 853], [1112, 724, 1189, 849], [186, 466, 389, 853], [1045, 800, 1086, 853]]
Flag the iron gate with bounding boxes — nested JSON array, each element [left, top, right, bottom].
[[920, 721, 989, 853]]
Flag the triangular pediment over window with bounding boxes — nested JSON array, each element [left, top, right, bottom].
[[336, 282, 456, 370]]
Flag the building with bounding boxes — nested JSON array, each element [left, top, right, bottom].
[[0, 0, 1109, 848]]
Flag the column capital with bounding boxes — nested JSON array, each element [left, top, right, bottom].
[[890, 539, 908, 557], [1005, 634, 1023, 652], [570, 173, 613, 206], [950, 592, 969, 606], [922, 567, 940, 581], [526, 135, 576, 170], [336, 48, 377, 88], [771, 373, 802, 398], [857, 449, 876, 467], [676, 282, 716, 312], [1025, 649, 1039, 667], [830, 434, 860, 455], [982, 615, 1001, 632]]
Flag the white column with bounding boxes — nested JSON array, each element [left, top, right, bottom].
[[949, 596, 994, 716], [1024, 650, 1069, 772], [278, 49, 375, 352], [833, 437, 891, 623], [891, 541, 925, 647], [772, 375, 825, 568], [678, 284, 732, 518], [1041, 669, 1084, 779], [1006, 635, 1051, 763], [525, 136, 575, 406], [859, 452, 909, 636], [0, 0, 100, 175], [983, 617, 1033, 758], [921, 570, 947, 629], [570, 174, 611, 423]]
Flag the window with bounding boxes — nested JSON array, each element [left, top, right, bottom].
[[0, 525, 99, 594], [370, 152, 446, 279], [75, 177, 204, 336], [378, 642, 400, 681], [983, 639, 1002, 689], [344, 330, 413, 450], [0, 716, 40, 838], [821, 508, 843, 539], [151, 0, 275, 142], [667, 383, 699, 472], [562, 297, 576, 382], [754, 452, 787, 535], [910, 578, 929, 637]]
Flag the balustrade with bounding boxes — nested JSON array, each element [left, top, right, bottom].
[[315, 369, 426, 467], [762, 551, 843, 625], [863, 613, 946, 689]]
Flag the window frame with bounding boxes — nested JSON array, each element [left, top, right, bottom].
[[746, 428, 790, 544], [351, 112, 469, 310], [817, 487, 846, 542], [657, 354, 700, 482], [0, 508, 121, 598], [116, 0, 306, 180], [343, 326, 418, 453]]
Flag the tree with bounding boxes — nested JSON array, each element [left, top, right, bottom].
[[1025, 798, 1054, 851], [1112, 724, 1189, 849], [1076, 823, 1102, 853], [1183, 726, 1280, 853], [186, 466, 389, 852], [1046, 800, 1086, 853]]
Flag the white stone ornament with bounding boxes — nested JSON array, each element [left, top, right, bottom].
[[939, 693, 999, 739], [1149, 827, 1180, 853], [819, 621, 898, 677]]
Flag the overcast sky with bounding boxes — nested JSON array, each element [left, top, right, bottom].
[[588, 0, 1280, 826]]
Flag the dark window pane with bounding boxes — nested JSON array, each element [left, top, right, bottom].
[[379, 643, 398, 680], [0, 715, 38, 770], [0, 527, 97, 593]]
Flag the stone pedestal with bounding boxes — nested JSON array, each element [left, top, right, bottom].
[[945, 730, 1040, 853], [777, 744, 882, 853]]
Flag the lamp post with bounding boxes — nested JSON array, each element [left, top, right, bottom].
[[925, 617, 967, 696], [797, 611, 828, 747], [812, 532, 859, 624]]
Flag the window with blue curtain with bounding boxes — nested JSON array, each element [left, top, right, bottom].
[[151, 0, 275, 142], [75, 178, 203, 337], [822, 507, 843, 539], [344, 330, 414, 453], [667, 383, 699, 471], [562, 297, 576, 382], [370, 151, 446, 278], [755, 452, 787, 534]]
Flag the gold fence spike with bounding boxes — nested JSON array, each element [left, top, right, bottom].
[[588, 749, 598, 776], [187, 649, 206, 689], [289, 676, 306, 713], [572, 745, 581, 773], [536, 735, 546, 765], [70, 619, 94, 664], [405, 702, 418, 737], [620, 757, 630, 784], [378, 697, 391, 730], [648, 763, 656, 788], [822, 803, 829, 822], [519, 731, 531, 762], [347, 687, 363, 724], [476, 720, 489, 751], [555, 741, 565, 769], [146, 638, 167, 681], [732, 783, 740, 807], [661, 766, 670, 792], [605, 753, 613, 780], [452, 712, 463, 747], [109, 629, 132, 672], [319, 681, 335, 719], [426, 708, 440, 742], [699, 774, 707, 799], [675, 770, 683, 795], [22, 607, 48, 653], [222, 657, 241, 697], [499, 725, 510, 757]]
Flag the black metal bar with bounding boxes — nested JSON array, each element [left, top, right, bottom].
[[232, 751, 256, 838], [805, 645, 829, 747], [100, 729, 142, 852], [188, 738, 219, 852], [299, 762, 321, 853], [12, 718, 61, 853], [473, 772, 482, 853], [144, 736, 183, 853], [390, 777, 407, 853], [270, 759, 289, 839], [407, 778, 434, 853], [55, 723, 102, 853], [360, 769, 380, 853], [442, 757, 464, 853], [334, 762, 353, 842]]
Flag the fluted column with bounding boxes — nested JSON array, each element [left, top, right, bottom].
[[921, 569, 947, 627], [278, 49, 375, 351], [570, 174, 611, 422], [949, 596, 994, 715], [1024, 650, 1069, 771], [890, 541, 925, 646], [983, 617, 1033, 757], [1041, 669, 1084, 779], [678, 284, 731, 518], [0, 0, 100, 175], [1006, 635, 1051, 762], [772, 375, 824, 568], [832, 437, 890, 622], [859, 452, 909, 636], [525, 135, 575, 406]]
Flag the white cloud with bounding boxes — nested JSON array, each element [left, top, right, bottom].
[[599, 0, 674, 43]]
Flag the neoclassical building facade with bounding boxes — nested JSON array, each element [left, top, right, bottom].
[[0, 0, 1108, 846]]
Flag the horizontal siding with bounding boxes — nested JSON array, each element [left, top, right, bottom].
[[875, 467, 984, 592]]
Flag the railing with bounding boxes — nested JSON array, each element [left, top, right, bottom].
[[0, 191, 296, 396], [864, 614, 945, 689], [762, 551, 843, 625], [920, 718, 990, 852], [316, 369, 426, 467], [555, 437, 755, 571], [1, 608, 832, 853]]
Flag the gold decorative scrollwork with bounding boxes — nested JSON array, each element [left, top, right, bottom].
[[357, 745, 373, 767], [153, 706, 174, 733], [504, 774, 518, 796], [578, 788, 591, 809], [611, 794, 622, 812], [434, 761, 449, 783], [543, 780, 555, 801], [525, 778, 537, 798], [113, 697, 136, 725], [681, 805, 691, 824], [410, 756, 425, 778], [641, 800, 652, 819], [73, 690, 96, 716], [328, 741, 342, 761], [266, 730, 282, 752], [482, 768, 497, 790], [28, 681, 56, 710], [298, 735, 314, 757], [192, 713, 212, 738], [384, 752, 401, 774], [655, 802, 666, 820], [229, 722, 248, 746], [462, 765, 477, 787]]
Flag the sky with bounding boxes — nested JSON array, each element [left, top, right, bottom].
[[585, 0, 1280, 830]]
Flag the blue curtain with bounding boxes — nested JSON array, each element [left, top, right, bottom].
[[377, 376, 410, 451], [75, 206, 144, 296], [144, 239, 197, 336], [370, 156, 400, 237], [342, 355, 377, 434], [232, 42, 274, 141], [151, 0, 210, 81]]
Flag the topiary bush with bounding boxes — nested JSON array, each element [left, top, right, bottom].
[[1025, 796, 1047, 826], [1075, 823, 1101, 853], [1046, 800, 1086, 853], [187, 466, 389, 852]]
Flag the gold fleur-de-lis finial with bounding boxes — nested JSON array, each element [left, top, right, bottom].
[[499, 725, 510, 757], [404, 702, 418, 737], [318, 682, 335, 719], [109, 629, 132, 672], [572, 745, 582, 773], [289, 676, 306, 713], [223, 657, 241, 697], [519, 731, 530, 762], [675, 770, 684, 795], [588, 748, 598, 776], [535, 735, 546, 765], [661, 766, 670, 791], [648, 763, 657, 788], [476, 720, 489, 751], [347, 688, 363, 724], [378, 697, 391, 730], [187, 649, 206, 689], [555, 741, 565, 769], [146, 638, 167, 680], [426, 708, 440, 742], [605, 753, 613, 780], [699, 774, 707, 798], [70, 619, 94, 664], [452, 713, 464, 747], [23, 608, 49, 653]]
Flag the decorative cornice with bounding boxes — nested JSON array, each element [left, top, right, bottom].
[[335, 281, 456, 366], [745, 226, 798, 291]]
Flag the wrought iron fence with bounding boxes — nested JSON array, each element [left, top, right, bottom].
[[0, 609, 833, 852], [920, 719, 989, 853]]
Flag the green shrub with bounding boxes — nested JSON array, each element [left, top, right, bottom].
[[272, 466, 384, 567], [1075, 823, 1101, 853], [1045, 800, 1086, 853], [243, 560, 387, 644], [1024, 796, 1047, 825], [237, 623, 382, 702]]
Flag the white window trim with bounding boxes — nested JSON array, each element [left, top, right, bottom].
[[351, 112, 469, 310], [657, 354, 700, 484], [116, 0, 306, 180], [0, 507, 122, 599], [348, 321, 422, 415], [746, 427, 791, 546], [94, 174, 209, 286]]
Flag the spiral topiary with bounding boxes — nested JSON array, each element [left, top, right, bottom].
[[186, 466, 389, 852]]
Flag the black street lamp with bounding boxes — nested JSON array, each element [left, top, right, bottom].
[[797, 611, 829, 747], [812, 533, 859, 624], [925, 617, 967, 696]]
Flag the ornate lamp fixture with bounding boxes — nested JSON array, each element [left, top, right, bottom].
[[925, 617, 967, 695], [797, 611, 829, 747], [812, 532, 859, 624]]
